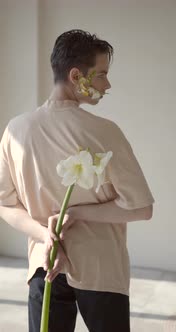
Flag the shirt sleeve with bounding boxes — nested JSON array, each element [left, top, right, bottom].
[[105, 122, 155, 209], [0, 125, 19, 206]]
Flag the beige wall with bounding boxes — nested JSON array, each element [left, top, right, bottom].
[[0, 0, 38, 256], [0, 0, 175, 271]]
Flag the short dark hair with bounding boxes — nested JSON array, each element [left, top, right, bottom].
[[50, 29, 114, 83]]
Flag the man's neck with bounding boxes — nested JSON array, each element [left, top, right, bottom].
[[49, 84, 80, 105]]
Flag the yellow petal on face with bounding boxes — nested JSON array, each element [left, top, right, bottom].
[[81, 90, 89, 96], [79, 77, 87, 84], [79, 83, 89, 95], [87, 70, 96, 84], [78, 73, 102, 99]]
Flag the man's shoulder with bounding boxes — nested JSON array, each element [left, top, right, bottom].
[[87, 112, 131, 151], [88, 111, 125, 139], [79, 106, 119, 130], [7, 105, 44, 136]]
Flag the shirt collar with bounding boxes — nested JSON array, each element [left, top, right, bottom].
[[46, 98, 80, 111]]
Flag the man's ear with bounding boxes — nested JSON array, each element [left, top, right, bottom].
[[69, 68, 82, 85]]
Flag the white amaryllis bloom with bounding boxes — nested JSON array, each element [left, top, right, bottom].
[[56, 150, 95, 189], [93, 151, 113, 192]]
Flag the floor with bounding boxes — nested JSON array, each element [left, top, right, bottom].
[[0, 256, 176, 332]]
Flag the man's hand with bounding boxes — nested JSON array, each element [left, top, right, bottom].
[[42, 209, 76, 282], [43, 235, 69, 282], [48, 209, 76, 241]]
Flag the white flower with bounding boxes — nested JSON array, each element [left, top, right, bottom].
[[56, 149, 113, 192], [56, 150, 95, 189], [93, 151, 113, 192], [88, 87, 102, 100]]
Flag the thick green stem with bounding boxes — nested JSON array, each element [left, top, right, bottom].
[[40, 280, 51, 332], [40, 184, 74, 332]]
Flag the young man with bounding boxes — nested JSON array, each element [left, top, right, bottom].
[[0, 30, 154, 332]]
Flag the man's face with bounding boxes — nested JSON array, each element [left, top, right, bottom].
[[88, 53, 111, 101], [76, 53, 112, 105]]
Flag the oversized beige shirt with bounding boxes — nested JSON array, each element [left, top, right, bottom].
[[0, 99, 154, 296]]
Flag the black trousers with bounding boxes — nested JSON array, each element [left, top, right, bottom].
[[28, 268, 130, 332]]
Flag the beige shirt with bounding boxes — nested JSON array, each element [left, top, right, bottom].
[[0, 99, 154, 296]]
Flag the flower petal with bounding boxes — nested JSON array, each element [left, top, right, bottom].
[[77, 168, 95, 189], [88, 87, 102, 100], [56, 160, 67, 177], [94, 151, 113, 174], [63, 155, 79, 168], [56, 156, 77, 176], [79, 150, 93, 166], [95, 172, 105, 193], [62, 170, 77, 186]]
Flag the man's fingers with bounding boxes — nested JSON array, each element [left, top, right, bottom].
[[59, 218, 73, 240], [45, 268, 60, 283], [48, 215, 59, 241], [44, 246, 68, 282], [48, 213, 74, 242], [60, 226, 66, 240], [47, 234, 54, 247], [43, 241, 52, 271], [45, 258, 63, 282]]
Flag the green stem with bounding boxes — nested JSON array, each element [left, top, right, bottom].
[[40, 184, 75, 332]]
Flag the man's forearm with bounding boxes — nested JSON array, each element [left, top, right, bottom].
[[69, 199, 153, 224], [0, 203, 47, 242]]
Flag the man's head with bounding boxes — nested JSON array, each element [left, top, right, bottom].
[[50, 29, 113, 104]]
